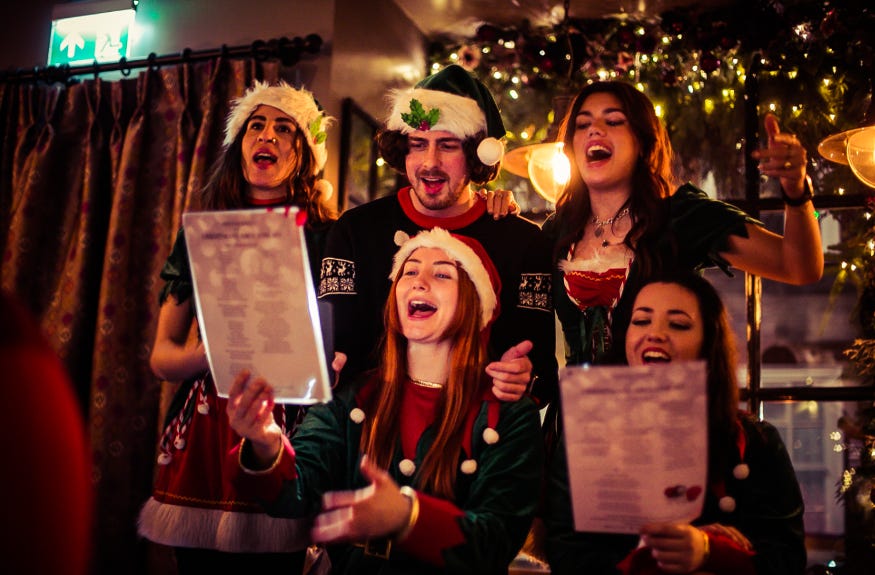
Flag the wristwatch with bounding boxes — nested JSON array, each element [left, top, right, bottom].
[[781, 175, 813, 207]]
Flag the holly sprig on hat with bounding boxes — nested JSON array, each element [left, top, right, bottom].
[[401, 99, 441, 131], [309, 116, 327, 144]]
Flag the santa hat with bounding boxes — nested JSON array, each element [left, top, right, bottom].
[[223, 81, 333, 175], [385, 65, 506, 166], [389, 228, 501, 330]]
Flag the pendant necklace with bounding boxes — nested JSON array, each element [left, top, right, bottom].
[[591, 207, 629, 238], [592, 207, 630, 248]]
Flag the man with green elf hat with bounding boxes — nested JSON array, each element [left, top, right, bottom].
[[319, 64, 557, 406]]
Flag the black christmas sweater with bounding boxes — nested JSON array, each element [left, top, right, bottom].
[[318, 187, 557, 405]]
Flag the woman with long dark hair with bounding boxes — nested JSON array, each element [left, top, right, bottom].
[[138, 81, 334, 573], [545, 272, 806, 574], [543, 81, 822, 368]]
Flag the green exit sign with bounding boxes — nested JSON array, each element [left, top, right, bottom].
[[48, 9, 135, 66]]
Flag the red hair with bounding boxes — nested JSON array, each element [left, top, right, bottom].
[[360, 261, 487, 498]]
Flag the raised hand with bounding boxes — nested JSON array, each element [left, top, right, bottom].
[[226, 370, 284, 467], [752, 113, 808, 198]]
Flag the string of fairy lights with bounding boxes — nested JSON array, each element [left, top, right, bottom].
[[426, 1, 872, 197], [427, 0, 875, 276]]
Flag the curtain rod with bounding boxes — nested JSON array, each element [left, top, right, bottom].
[[0, 34, 324, 85]]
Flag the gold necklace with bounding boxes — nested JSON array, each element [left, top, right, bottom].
[[409, 377, 444, 389], [591, 207, 630, 238]]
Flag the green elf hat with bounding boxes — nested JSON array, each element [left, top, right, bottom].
[[223, 81, 333, 175], [386, 65, 506, 166]]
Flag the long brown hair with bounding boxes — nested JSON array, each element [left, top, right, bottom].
[[360, 257, 488, 498], [552, 81, 677, 275], [197, 113, 335, 225]]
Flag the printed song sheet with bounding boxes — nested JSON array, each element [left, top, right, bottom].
[[559, 361, 707, 533], [182, 208, 331, 404]]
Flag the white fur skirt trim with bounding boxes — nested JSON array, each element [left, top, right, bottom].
[[137, 497, 310, 553]]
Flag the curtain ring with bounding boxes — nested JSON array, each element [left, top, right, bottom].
[[119, 57, 131, 77]]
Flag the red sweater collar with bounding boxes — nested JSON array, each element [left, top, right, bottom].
[[397, 186, 486, 230]]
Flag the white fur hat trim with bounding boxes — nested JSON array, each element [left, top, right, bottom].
[[386, 87, 485, 138], [389, 228, 497, 329], [223, 80, 333, 174]]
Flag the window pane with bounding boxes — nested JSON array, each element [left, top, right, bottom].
[[704, 206, 866, 388], [759, 399, 875, 572]]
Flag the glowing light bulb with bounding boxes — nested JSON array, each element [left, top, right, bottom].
[[847, 126, 875, 188], [527, 142, 569, 203]]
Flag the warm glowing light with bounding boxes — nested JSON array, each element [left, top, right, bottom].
[[703, 98, 715, 114], [654, 104, 664, 118], [509, 89, 519, 99], [527, 142, 570, 203], [847, 126, 875, 189]]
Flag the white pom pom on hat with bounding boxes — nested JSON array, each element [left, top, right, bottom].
[[477, 137, 505, 166]]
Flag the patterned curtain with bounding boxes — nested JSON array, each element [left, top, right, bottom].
[[0, 57, 287, 574]]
